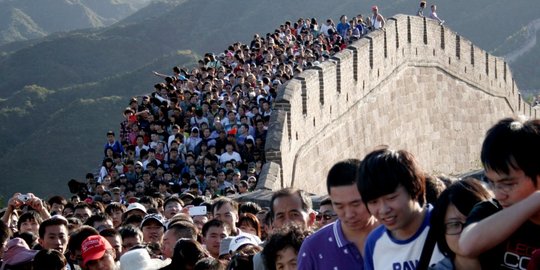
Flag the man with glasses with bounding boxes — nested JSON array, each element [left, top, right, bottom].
[[459, 118, 540, 270], [316, 198, 338, 228], [298, 159, 379, 269]]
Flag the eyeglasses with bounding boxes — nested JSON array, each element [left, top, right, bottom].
[[485, 178, 518, 194], [444, 221, 464, 235], [482, 175, 520, 194], [316, 213, 337, 221]]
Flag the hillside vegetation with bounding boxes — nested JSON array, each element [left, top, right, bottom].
[[0, 0, 539, 197], [0, 0, 151, 45]]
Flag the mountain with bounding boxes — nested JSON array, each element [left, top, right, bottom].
[[0, 0, 152, 45], [0, 50, 199, 197], [0, 0, 539, 198]]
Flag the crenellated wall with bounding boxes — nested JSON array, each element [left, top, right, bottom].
[[257, 14, 536, 195]]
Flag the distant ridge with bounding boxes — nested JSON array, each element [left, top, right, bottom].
[[0, 0, 152, 45]]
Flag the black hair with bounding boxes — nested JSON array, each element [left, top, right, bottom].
[[48, 195, 67, 207], [17, 211, 43, 231], [481, 118, 540, 185], [262, 225, 312, 270], [270, 188, 312, 217], [430, 178, 491, 257], [84, 213, 111, 228], [319, 197, 332, 207], [165, 239, 209, 270], [38, 217, 68, 239], [14, 231, 37, 248], [168, 221, 198, 240], [357, 147, 426, 206], [119, 225, 143, 240], [99, 228, 120, 238], [66, 225, 99, 253], [202, 219, 229, 237], [33, 249, 67, 270], [105, 202, 126, 215], [239, 201, 262, 216], [212, 197, 238, 215], [326, 159, 361, 194], [194, 257, 226, 270]]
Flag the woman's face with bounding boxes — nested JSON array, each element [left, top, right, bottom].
[[444, 203, 467, 254], [239, 222, 258, 237]]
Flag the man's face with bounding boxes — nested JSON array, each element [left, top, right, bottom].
[[93, 219, 113, 231], [366, 185, 419, 239], [164, 202, 182, 219], [330, 185, 371, 231], [162, 229, 179, 259], [121, 236, 141, 255], [142, 220, 164, 244], [110, 210, 123, 228], [203, 226, 228, 258], [317, 204, 337, 227], [107, 135, 115, 143], [51, 203, 64, 214], [193, 215, 208, 231], [74, 207, 92, 223], [214, 203, 238, 231], [272, 194, 313, 230], [484, 167, 538, 208], [104, 235, 122, 261], [39, 224, 68, 253], [86, 251, 116, 270], [112, 193, 121, 203], [102, 193, 112, 204]]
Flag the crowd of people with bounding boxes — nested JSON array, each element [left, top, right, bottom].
[[7, 4, 540, 270], [65, 6, 395, 207], [2, 117, 540, 270]]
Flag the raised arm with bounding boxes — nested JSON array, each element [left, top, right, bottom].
[[1, 194, 22, 230], [458, 191, 540, 257]]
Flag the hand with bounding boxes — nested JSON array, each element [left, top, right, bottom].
[[181, 205, 192, 215], [27, 193, 44, 212], [8, 193, 24, 209]]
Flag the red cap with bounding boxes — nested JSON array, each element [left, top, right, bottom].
[[372, 5, 378, 11], [81, 235, 112, 267]]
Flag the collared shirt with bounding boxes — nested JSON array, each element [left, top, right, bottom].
[[298, 219, 363, 270]]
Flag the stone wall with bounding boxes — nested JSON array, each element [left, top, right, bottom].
[[258, 14, 536, 195]]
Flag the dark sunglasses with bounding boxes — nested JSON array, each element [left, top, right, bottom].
[[316, 213, 337, 221]]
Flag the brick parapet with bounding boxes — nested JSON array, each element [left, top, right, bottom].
[[260, 14, 534, 195]]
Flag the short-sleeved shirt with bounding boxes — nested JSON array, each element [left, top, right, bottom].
[[363, 205, 444, 270], [466, 200, 540, 270], [298, 219, 364, 270]]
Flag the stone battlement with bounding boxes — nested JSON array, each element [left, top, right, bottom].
[[257, 14, 535, 195]]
